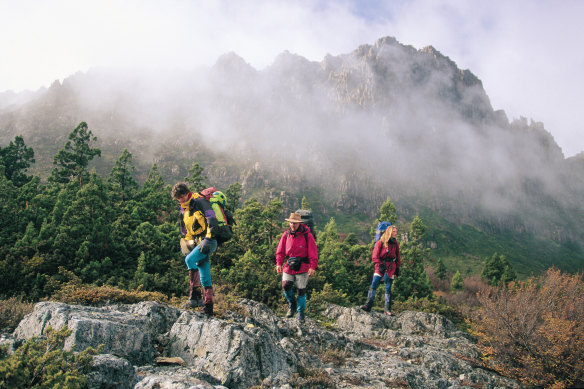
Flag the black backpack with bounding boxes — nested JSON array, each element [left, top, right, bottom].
[[295, 209, 316, 239]]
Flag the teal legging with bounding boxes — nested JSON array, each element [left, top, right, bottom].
[[185, 240, 217, 287]]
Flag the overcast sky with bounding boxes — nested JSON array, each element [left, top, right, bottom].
[[1, 0, 583, 157]]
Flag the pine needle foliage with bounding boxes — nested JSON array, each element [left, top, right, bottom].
[[0, 326, 98, 388]]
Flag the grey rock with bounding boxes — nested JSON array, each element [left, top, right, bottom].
[[13, 301, 179, 365], [166, 310, 292, 388], [9, 299, 522, 389], [87, 354, 136, 389]]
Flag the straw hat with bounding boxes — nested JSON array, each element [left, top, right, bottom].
[[285, 213, 303, 223]]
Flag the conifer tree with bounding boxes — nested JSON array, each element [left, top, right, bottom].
[[481, 252, 517, 286], [224, 198, 284, 306], [314, 218, 370, 303], [225, 182, 242, 213], [184, 162, 207, 192], [108, 148, 138, 202], [301, 196, 311, 210], [371, 196, 398, 241], [392, 216, 433, 301], [51, 172, 115, 281], [450, 270, 464, 291], [137, 164, 174, 224], [0, 135, 35, 186], [49, 122, 101, 186], [435, 257, 447, 280], [379, 196, 397, 223]]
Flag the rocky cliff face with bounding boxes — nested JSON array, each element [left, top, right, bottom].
[[2, 300, 520, 388], [0, 35, 582, 247]]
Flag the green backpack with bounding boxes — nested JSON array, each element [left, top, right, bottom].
[[200, 187, 234, 245]]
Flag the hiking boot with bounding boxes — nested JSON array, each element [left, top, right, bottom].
[[286, 301, 297, 318], [202, 302, 214, 316], [202, 287, 214, 316], [360, 299, 373, 312], [296, 310, 305, 322]]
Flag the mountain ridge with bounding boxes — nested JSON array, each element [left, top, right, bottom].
[[1, 35, 582, 274]]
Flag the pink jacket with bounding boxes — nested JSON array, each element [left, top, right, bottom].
[[372, 238, 401, 277], [276, 225, 318, 274]]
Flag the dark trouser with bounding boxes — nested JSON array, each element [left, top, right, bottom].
[[363, 273, 393, 312]]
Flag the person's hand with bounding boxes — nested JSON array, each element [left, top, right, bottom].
[[180, 238, 193, 255], [394, 267, 400, 277], [276, 265, 283, 274], [199, 238, 214, 254], [308, 268, 315, 276]]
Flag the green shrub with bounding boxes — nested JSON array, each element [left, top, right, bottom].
[[0, 326, 99, 388], [308, 283, 351, 312]]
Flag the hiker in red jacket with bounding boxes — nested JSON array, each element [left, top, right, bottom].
[[276, 212, 318, 322], [361, 225, 401, 316]]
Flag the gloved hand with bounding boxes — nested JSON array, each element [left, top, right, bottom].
[[394, 267, 400, 277], [199, 238, 214, 255], [378, 262, 386, 275]]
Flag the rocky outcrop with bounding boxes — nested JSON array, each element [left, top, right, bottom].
[[6, 299, 521, 389]]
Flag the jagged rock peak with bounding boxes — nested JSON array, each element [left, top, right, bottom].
[[213, 51, 257, 74], [269, 50, 321, 75]]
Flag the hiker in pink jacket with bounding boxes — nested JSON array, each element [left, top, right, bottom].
[[276, 212, 318, 322]]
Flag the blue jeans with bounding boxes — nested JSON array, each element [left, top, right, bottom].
[[369, 273, 393, 301], [185, 239, 217, 287]]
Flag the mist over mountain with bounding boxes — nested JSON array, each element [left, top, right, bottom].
[[1, 36, 583, 272]]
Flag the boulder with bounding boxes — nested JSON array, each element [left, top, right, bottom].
[[9, 299, 521, 389], [13, 301, 179, 365]]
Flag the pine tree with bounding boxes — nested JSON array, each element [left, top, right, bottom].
[[393, 216, 433, 301], [450, 270, 464, 291], [435, 257, 447, 280], [481, 252, 516, 286], [108, 148, 138, 202], [49, 122, 101, 186], [184, 162, 207, 192], [301, 196, 311, 210], [137, 164, 174, 224], [0, 135, 35, 186], [370, 196, 398, 242], [51, 172, 115, 281], [225, 182, 242, 213], [380, 197, 397, 223], [315, 218, 370, 304]]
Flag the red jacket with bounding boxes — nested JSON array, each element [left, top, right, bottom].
[[276, 225, 318, 274], [372, 238, 401, 277]]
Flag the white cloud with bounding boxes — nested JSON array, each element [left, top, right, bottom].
[[1, 0, 582, 156]]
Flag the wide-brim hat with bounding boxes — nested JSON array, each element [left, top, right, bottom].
[[285, 213, 303, 223]]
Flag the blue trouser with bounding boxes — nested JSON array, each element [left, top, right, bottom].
[[185, 239, 217, 287], [369, 273, 393, 310]]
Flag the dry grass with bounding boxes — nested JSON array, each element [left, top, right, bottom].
[[319, 347, 351, 366], [0, 296, 35, 331]]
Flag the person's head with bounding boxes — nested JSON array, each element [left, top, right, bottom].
[[285, 212, 303, 232], [381, 225, 398, 245], [171, 182, 191, 203]]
